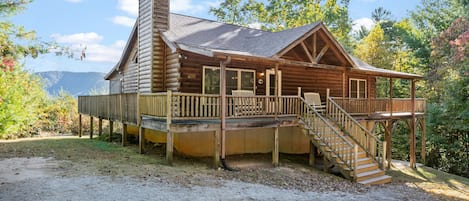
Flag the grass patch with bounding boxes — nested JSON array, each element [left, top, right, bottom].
[[388, 161, 469, 200]]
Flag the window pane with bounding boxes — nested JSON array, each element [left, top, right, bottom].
[[359, 80, 366, 98], [204, 68, 219, 94], [240, 71, 254, 91], [226, 70, 238, 95], [350, 80, 358, 98]]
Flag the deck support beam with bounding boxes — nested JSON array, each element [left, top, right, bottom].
[[139, 127, 145, 154], [410, 79, 416, 169], [220, 56, 231, 161], [309, 141, 316, 166], [89, 116, 93, 139], [98, 118, 102, 136], [78, 114, 82, 138], [213, 129, 221, 168], [166, 131, 173, 165], [385, 121, 393, 169], [109, 120, 113, 142], [272, 127, 279, 167], [122, 124, 127, 146], [420, 117, 426, 164]]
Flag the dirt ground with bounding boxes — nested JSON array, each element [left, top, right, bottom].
[[0, 136, 467, 201]]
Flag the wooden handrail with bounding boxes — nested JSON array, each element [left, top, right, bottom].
[[328, 97, 385, 169], [299, 97, 355, 172]]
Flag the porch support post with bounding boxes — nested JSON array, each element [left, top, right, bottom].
[[166, 131, 173, 165], [309, 141, 316, 166], [213, 129, 221, 168], [122, 124, 127, 146], [109, 120, 113, 142], [89, 116, 94, 139], [326, 88, 330, 113], [421, 117, 426, 164], [220, 56, 231, 160], [367, 76, 371, 116], [272, 126, 279, 167], [166, 90, 173, 165], [410, 79, 416, 169], [342, 72, 346, 99], [389, 78, 393, 117], [385, 121, 393, 169], [274, 64, 279, 120], [139, 127, 145, 154], [78, 114, 82, 138], [98, 118, 102, 136]]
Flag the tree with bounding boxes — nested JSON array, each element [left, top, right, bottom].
[[0, 0, 48, 138], [210, 0, 353, 49], [425, 17, 469, 177], [371, 7, 391, 23]]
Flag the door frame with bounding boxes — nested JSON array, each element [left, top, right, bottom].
[[265, 69, 282, 96]]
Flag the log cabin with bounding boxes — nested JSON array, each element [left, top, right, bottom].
[[78, 0, 426, 185]]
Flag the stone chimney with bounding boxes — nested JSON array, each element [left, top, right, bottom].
[[138, 0, 169, 93]]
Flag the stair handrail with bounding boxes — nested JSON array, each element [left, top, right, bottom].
[[327, 97, 385, 169], [298, 97, 357, 173]]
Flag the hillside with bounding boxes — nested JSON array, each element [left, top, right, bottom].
[[36, 71, 108, 97]]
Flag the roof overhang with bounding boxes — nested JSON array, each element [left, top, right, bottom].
[[104, 21, 138, 80]]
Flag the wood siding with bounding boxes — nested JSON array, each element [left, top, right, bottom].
[[138, 0, 152, 93], [122, 41, 139, 93], [165, 47, 181, 91], [138, 0, 169, 93], [179, 51, 375, 99]]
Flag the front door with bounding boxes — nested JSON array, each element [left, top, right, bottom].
[[266, 69, 282, 113], [266, 69, 282, 96]]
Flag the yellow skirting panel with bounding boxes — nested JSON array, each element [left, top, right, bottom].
[[126, 126, 310, 157]]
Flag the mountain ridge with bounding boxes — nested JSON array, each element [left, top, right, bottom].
[[36, 71, 108, 97]]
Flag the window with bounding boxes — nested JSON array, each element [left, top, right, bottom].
[[349, 78, 367, 98], [203, 66, 255, 95]]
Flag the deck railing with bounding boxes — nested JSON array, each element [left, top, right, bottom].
[[78, 93, 138, 124], [327, 97, 386, 169], [78, 93, 425, 124], [330, 97, 426, 115]]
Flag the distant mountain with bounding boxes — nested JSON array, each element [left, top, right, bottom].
[[36, 71, 108, 97]]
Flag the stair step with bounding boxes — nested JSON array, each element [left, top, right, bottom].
[[356, 169, 385, 182], [358, 175, 392, 185], [356, 163, 378, 174]]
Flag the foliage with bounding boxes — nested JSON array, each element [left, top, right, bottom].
[[0, 64, 46, 138], [425, 17, 469, 177], [210, 0, 353, 49], [36, 90, 79, 134]]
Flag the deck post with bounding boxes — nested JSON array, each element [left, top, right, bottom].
[[220, 57, 231, 160], [421, 117, 426, 164], [389, 78, 393, 117], [410, 79, 416, 169], [139, 127, 145, 154], [385, 121, 393, 169], [272, 126, 279, 167], [382, 141, 387, 169], [309, 141, 316, 166], [89, 116, 94, 139], [98, 118, 102, 136], [78, 114, 82, 138], [166, 131, 173, 165], [122, 124, 127, 146], [326, 88, 330, 113], [297, 87, 301, 117], [213, 129, 221, 168], [367, 76, 371, 116], [109, 120, 113, 142], [274, 64, 279, 120]]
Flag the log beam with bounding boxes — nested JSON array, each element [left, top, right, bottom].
[[315, 45, 329, 63], [301, 42, 315, 63], [166, 131, 173, 165]]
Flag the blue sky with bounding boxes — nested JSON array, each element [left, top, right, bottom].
[[11, 0, 420, 73]]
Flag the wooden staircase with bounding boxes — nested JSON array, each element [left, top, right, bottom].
[[298, 97, 391, 185]]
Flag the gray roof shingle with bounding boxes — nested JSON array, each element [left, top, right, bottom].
[[163, 13, 319, 57]]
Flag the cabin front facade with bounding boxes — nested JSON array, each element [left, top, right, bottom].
[[78, 0, 426, 185]]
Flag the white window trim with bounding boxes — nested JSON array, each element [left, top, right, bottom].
[[265, 69, 282, 96], [202, 66, 256, 94], [349, 78, 367, 98]]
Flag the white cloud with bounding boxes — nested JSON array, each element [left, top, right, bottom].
[[112, 40, 127, 49], [51, 32, 103, 44], [352, 18, 375, 33], [112, 16, 136, 27], [118, 0, 138, 16], [171, 0, 219, 13], [78, 43, 123, 63], [65, 0, 82, 3]]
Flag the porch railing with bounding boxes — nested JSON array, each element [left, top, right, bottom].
[[78, 93, 138, 124], [331, 97, 426, 115]]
